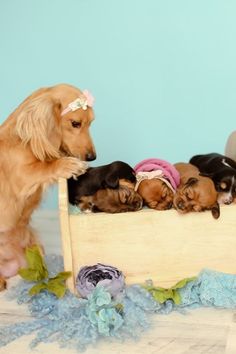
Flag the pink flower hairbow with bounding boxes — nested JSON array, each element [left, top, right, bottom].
[[61, 89, 95, 116]]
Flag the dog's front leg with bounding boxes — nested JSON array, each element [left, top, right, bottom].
[[24, 157, 88, 185]]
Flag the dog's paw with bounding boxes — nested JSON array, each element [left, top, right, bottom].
[[56, 157, 88, 179]]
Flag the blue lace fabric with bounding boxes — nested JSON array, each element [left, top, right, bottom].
[[1, 255, 236, 352]]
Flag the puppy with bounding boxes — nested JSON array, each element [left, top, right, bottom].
[[174, 163, 220, 219], [134, 158, 180, 210], [190, 153, 236, 204], [68, 161, 136, 205], [0, 84, 96, 289], [78, 186, 143, 213]]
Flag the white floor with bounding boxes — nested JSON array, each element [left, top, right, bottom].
[[0, 211, 236, 354]]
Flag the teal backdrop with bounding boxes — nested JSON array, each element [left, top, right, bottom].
[[1, 0, 236, 209]]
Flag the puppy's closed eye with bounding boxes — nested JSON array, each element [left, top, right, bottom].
[[185, 177, 198, 187]]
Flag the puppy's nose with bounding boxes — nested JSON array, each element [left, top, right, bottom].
[[177, 201, 185, 210], [85, 152, 96, 161]]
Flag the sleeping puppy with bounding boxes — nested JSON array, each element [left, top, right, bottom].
[[135, 179, 174, 210], [68, 160, 136, 205], [134, 158, 180, 210], [78, 186, 143, 213], [190, 153, 236, 205], [174, 163, 220, 219]]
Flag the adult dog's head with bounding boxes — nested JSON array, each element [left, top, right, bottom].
[[174, 163, 220, 219], [14, 84, 96, 161]]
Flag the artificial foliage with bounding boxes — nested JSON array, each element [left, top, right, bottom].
[[143, 277, 197, 304], [1, 252, 236, 352], [18, 246, 71, 298]]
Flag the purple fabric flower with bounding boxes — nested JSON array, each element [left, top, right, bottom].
[[76, 263, 125, 298]]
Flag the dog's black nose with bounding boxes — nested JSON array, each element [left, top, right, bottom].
[[85, 152, 96, 161]]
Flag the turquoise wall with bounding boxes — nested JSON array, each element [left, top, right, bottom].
[[1, 0, 236, 209]]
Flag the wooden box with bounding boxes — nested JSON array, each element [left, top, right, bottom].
[[58, 178, 236, 294]]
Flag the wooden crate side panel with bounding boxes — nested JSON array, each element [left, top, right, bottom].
[[58, 178, 75, 292], [68, 206, 236, 290]]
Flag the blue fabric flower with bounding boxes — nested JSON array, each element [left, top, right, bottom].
[[85, 286, 124, 336]]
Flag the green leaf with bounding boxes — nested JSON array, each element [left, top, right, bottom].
[[18, 268, 44, 282], [51, 271, 72, 281], [18, 246, 48, 281], [150, 289, 168, 303], [171, 277, 197, 290], [172, 290, 181, 305], [46, 279, 67, 298], [29, 282, 47, 296], [144, 276, 197, 305]]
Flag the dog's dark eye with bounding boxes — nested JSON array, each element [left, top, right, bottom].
[[71, 121, 81, 128]]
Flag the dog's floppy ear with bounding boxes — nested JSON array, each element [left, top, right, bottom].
[[210, 202, 220, 219], [103, 173, 119, 189], [15, 93, 62, 161]]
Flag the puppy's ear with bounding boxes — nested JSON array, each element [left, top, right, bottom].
[[15, 93, 62, 161], [211, 202, 220, 219], [185, 177, 198, 187], [118, 186, 131, 203], [103, 174, 119, 189]]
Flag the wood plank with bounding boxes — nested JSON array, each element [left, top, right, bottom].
[[58, 178, 236, 293]]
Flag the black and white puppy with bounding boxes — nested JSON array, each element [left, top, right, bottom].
[[68, 160, 137, 206], [190, 153, 236, 204]]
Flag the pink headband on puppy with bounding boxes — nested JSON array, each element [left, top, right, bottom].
[[61, 90, 94, 116], [134, 158, 180, 191]]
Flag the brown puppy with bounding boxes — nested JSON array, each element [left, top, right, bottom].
[[78, 185, 143, 213], [0, 84, 96, 289], [136, 179, 174, 210], [174, 163, 220, 219]]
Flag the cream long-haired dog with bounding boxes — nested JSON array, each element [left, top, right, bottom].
[[0, 83, 96, 290]]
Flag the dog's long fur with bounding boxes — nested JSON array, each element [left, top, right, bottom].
[[0, 84, 96, 287]]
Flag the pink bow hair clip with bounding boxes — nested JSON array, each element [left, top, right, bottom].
[[61, 89, 95, 116]]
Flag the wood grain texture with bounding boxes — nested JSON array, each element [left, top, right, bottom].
[[1, 211, 236, 354], [58, 178, 236, 293]]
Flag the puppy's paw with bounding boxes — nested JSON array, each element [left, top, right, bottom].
[[0, 277, 7, 291], [55, 157, 88, 179]]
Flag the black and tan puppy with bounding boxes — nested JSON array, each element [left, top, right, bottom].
[[190, 153, 236, 205], [68, 161, 142, 213], [68, 161, 136, 204], [174, 163, 220, 219], [78, 186, 143, 213]]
